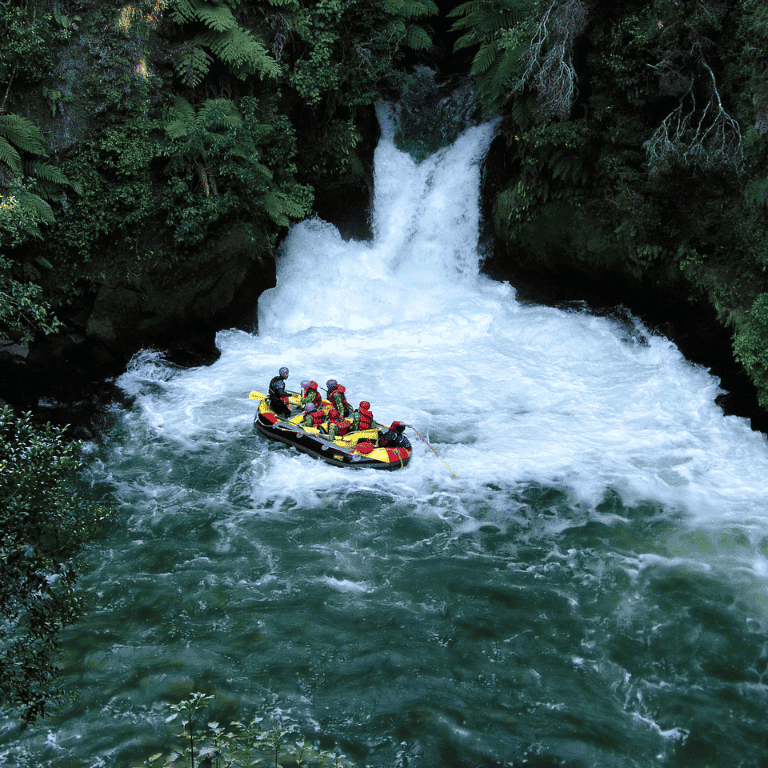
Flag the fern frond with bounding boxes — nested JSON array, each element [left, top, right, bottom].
[[15, 187, 55, 225], [262, 189, 307, 226], [0, 115, 48, 158], [27, 178, 61, 204], [164, 96, 197, 138], [384, 0, 438, 20], [195, 3, 237, 33], [174, 46, 213, 88], [447, 1, 484, 18], [510, 92, 536, 129], [169, 0, 198, 24], [405, 25, 432, 50], [23, 160, 71, 187], [0, 137, 22, 177], [198, 98, 242, 130], [164, 119, 190, 140], [491, 45, 525, 92], [200, 28, 280, 79], [472, 40, 501, 75]]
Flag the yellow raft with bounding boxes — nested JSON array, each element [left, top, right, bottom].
[[250, 391, 411, 470]]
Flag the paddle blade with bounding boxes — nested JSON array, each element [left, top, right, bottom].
[[249, 391, 266, 400]]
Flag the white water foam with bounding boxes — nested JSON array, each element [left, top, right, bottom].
[[114, 102, 768, 537]]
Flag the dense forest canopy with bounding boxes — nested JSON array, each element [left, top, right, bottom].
[[3, 0, 768, 720]]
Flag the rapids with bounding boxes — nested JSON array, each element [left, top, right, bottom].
[[3, 102, 768, 767]]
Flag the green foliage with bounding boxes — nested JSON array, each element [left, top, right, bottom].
[[0, 253, 63, 343], [0, 7, 64, 102], [0, 407, 112, 722], [161, 95, 312, 247], [141, 692, 356, 768], [50, 120, 162, 275], [0, 114, 50, 179], [734, 294, 768, 409], [170, 0, 281, 85], [449, 0, 536, 112], [493, 120, 589, 241]]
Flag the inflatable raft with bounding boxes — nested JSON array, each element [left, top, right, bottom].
[[250, 391, 411, 470]]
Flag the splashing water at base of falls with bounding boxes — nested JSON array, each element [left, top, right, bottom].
[[3, 101, 768, 768]]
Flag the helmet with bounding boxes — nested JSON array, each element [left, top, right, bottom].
[[390, 421, 404, 431], [274, 379, 285, 390], [301, 379, 310, 389], [360, 401, 370, 409], [279, 367, 289, 378], [326, 379, 337, 391], [304, 403, 316, 412]]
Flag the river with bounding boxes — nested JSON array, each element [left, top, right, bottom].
[[3, 101, 768, 768]]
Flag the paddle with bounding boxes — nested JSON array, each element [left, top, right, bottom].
[[405, 424, 458, 479]]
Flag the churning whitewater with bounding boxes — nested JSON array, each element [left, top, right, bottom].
[[4, 101, 768, 768], [125, 101, 768, 519]]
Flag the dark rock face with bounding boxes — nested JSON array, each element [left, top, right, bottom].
[[86, 229, 268, 356], [0, 227, 276, 434]]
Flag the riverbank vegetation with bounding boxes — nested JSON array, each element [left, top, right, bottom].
[[0, 406, 111, 723], [138, 692, 356, 767]]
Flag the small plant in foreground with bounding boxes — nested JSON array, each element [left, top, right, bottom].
[[140, 692, 356, 768]]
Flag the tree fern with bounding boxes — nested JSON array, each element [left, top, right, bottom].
[[195, 3, 238, 33], [197, 98, 243, 130], [169, 0, 198, 25], [163, 96, 198, 139], [450, 0, 532, 48], [0, 138, 23, 178], [449, 0, 537, 113], [15, 186, 55, 226], [0, 115, 48, 168], [24, 160, 71, 188], [200, 27, 281, 79], [174, 46, 214, 88], [383, 0, 439, 20], [262, 189, 307, 227], [405, 25, 432, 50], [170, 0, 280, 85], [0, 115, 74, 235]]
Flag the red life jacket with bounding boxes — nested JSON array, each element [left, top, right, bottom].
[[329, 410, 351, 435], [357, 407, 373, 430], [310, 409, 325, 426]]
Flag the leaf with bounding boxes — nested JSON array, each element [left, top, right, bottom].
[[200, 28, 281, 79], [24, 160, 71, 187], [197, 98, 242, 130], [0, 137, 22, 177], [15, 188, 55, 225], [174, 46, 213, 88], [0, 115, 48, 158], [405, 25, 432, 50], [195, 3, 238, 33]]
